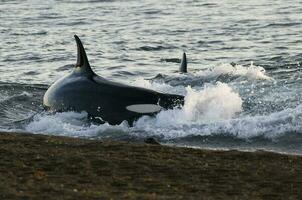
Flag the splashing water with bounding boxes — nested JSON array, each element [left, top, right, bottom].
[[194, 62, 273, 81], [26, 111, 130, 138], [183, 83, 242, 122], [136, 83, 242, 126]]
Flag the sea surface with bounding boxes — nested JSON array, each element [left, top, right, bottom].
[[1, 0, 302, 154]]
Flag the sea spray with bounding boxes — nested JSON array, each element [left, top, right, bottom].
[[134, 82, 243, 127], [134, 101, 302, 140], [132, 77, 185, 95], [183, 82, 242, 122], [147, 62, 273, 88], [195, 62, 273, 81], [25, 111, 130, 137]]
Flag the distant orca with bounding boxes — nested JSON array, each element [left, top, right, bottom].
[[43, 35, 184, 125], [179, 52, 187, 73]]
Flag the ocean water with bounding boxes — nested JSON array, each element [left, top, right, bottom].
[[1, 0, 302, 154]]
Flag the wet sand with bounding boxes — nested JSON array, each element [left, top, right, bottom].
[[0, 132, 302, 199]]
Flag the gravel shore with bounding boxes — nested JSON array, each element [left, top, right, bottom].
[[0, 132, 301, 199]]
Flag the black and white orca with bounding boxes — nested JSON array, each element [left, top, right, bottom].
[[43, 35, 184, 125]]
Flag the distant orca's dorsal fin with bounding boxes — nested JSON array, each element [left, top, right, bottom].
[[74, 35, 94, 75], [179, 52, 187, 73]]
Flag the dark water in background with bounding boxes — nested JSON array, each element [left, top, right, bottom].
[[1, 0, 302, 154]]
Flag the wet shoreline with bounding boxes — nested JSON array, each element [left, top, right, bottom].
[[1, 131, 301, 199]]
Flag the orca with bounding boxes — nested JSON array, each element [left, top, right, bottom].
[[179, 52, 187, 73], [43, 35, 184, 125]]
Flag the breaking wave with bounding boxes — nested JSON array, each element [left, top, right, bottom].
[[194, 62, 273, 81]]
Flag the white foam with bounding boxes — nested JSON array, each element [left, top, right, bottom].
[[132, 77, 186, 95], [134, 82, 243, 128], [132, 103, 302, 140], [226, 105, 302, 138], [25, 111, 129, 137], [183, 83, 243, 122], [195, 62, 273, 80], [132, 77, 173, 92]]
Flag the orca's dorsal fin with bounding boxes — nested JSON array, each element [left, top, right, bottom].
[[179, 52, 187, 73], [74, 35, 94, 75]]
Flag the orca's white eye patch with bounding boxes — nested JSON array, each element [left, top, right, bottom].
[[126, 104, 162, 114]]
